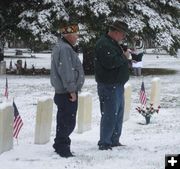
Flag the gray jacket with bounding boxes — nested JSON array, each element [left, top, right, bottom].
[[50, 38, 85, 94]]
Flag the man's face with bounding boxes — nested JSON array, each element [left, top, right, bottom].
[[134, 35, 139, 40], [65, 33, 79, 45], [116, 31, 126, 42], [70, 33, 79, 45]]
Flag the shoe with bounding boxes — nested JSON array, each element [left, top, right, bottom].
[[111, 142, 125, 147], [99, 144, 112, 150], [58, 151, 75, 158], [53, 146, 74, 158]]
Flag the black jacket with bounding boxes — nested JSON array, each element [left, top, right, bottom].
[[94, 34, 129, 84]]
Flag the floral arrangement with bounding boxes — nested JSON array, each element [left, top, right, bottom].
[[136, 103, 161, 118]]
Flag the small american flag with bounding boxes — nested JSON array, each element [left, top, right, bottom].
[[140, 81, 147, 106], [13, 101, 23, 139], [4, 77, 8, 99]]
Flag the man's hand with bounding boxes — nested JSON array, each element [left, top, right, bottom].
[[69, 92, 77, 102], [123, 50, 129, 57], [132, 60, 137, 63]]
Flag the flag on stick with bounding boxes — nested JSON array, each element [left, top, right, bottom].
[[4, 77, 8, 99], [24, 60, 27, 70], [13, 101, 23, 139], [9, 60, 13, 70], [140, 81, 147, 106]]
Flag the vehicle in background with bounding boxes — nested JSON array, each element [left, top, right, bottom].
[[4, 48, 36, 58]]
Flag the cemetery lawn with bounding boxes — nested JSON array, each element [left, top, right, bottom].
[[0, 54, 180, 169]]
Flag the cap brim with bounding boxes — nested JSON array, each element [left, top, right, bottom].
[[110, 25, 129, 36]]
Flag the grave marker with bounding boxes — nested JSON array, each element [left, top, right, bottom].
[[0, 103, 13, 154], [77, 92, 92, 133], [123, 83, 132, 122], [34, 98, 53, 144], [150, 77, 161, 109]]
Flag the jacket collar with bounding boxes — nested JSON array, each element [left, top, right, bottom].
[[61, 37, 77, 52]]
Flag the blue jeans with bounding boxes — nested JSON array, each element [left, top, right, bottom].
[[97, 83, 124, 146]]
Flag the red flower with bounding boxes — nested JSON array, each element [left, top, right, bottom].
[[136, 104, 161, 117]]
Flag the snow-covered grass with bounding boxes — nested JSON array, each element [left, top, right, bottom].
[[0, 54, 180, 169]]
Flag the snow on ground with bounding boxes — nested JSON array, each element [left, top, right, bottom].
[[0, 54, 180, 169]]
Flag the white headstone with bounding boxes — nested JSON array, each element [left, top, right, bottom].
[[0, 61, 6, 75], [150, 77, 161, 109], [0, 103, 13, 154], [177, 49, 180, 58], [123, 83, 132, 122], [77, 92, 92, 133], [78, 53, 83, 63], [34, 98, 53, 144]]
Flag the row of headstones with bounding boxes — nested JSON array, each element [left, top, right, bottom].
[[0, 78, 160, 155], [0, 60, 30, 75], [0, 61, 6, 74]]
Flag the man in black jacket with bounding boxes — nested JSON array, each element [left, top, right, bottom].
[[94, 20, 129, 150]]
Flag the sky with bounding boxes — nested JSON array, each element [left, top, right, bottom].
[[0, 51, 180, 169]]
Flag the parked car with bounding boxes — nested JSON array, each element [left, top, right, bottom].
[[4, 48, 35, 58]]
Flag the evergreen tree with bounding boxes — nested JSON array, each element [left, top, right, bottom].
[[0, 0, 180, 54]]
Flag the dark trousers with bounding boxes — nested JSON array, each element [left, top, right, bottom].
[[0, 53, 4, 62], [131, 53, 143, 62], [53, 93, 78, 153]]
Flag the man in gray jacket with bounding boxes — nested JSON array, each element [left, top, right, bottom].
[[50, 23, 85, 158]]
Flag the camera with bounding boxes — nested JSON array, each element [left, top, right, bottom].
[[120, 43, 128, 52]]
